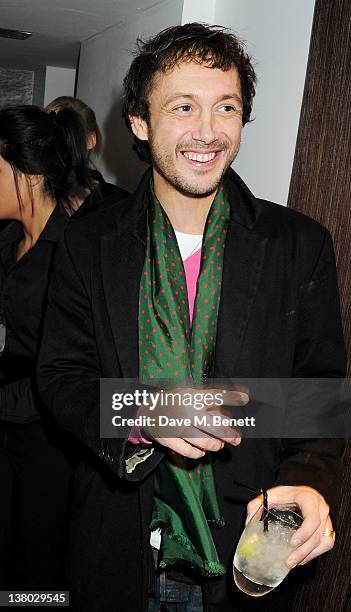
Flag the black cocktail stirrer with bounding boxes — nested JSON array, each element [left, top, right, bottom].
[[231, 480, 269, 532], [262, 488, 269, 532]]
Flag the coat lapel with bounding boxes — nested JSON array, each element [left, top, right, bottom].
[[214, 219, 268, 376], [101, 230, 146, 377], [214, 170, 269, 376], [99, 172, 151, 378]]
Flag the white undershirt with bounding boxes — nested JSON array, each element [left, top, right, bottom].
[[150, 229, 203, 551], [174, 229, 203, 260]]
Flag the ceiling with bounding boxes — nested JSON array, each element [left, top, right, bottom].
[[0, 0, 168, 68]]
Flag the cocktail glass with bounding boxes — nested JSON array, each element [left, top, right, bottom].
[[233, 503, 303, 597]]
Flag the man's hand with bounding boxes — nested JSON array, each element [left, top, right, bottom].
[[246, 485, 334, 568], [139, 386, 249, 459]]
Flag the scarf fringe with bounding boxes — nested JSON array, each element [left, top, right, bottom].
[[151, 516, 225, 534], [150, 520, 198, 555], [207, 517, 225, 528], [158, 556, 226, 578], [150, 520, 226, 577]]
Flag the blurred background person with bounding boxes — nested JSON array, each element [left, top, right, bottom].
[[0, 104, 95, 589], [45, 96, 129, 216]]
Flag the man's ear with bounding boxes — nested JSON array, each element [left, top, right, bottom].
[[129, 115, 148, 141]]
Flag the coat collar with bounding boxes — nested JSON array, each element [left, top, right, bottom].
[[108, 169, 152, 246], [101, 167, 268, 377], [108, 166, 265, 243], [0, 205, 69, 249]]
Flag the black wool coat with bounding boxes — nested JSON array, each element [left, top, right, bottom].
[[37, 168, 346, 612]]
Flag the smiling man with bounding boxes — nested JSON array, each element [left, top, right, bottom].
[[37, 24, 346, 612], [134, 61, 242, 198]]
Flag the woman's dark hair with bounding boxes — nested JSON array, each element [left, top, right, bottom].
[[122, 22, 257, 163], [45, 96, 102, 158], [0, 104, 94, 214]]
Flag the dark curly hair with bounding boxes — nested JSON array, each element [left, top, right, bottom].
[[122, 22, 257, 163]]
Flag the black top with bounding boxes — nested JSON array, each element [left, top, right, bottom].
[[72, 169, 129, 218], [0, 174, 128, 425], [0, 206, 69, 423]]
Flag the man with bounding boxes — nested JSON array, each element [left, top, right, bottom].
[[37, 24, 346, 612]]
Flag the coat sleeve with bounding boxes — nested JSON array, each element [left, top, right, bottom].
[[275, 228, 347, 513], [36, 231, 163, 481], [0, 377, 39, 422]]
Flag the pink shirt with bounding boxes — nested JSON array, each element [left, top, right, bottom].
[[183, 248, 202, 325]]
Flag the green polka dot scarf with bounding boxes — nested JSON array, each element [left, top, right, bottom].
[[138, 182, 230, 577]]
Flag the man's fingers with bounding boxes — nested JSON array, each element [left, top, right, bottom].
[[222, 390, 249, 406], [246, 494, 264, 525], [160, 435, 226, 457], [150, 385, 249, 454], [158, 438, 206, 459], [296, 538, 334, 566], [286, 529, 321, 568], [265, 486, 324, 547], [287, 519, 334, 568], [286, 502, 332, 568], [206, 384, 249, 399], [297, 517, 335, 566], [290, 511, 321, 548], [182, 436, 225, 452], [195, 414, 242, 446], [204, 388, 249, 406]]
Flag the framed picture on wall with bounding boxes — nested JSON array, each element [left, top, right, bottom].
[[0, 66, 35, 107]]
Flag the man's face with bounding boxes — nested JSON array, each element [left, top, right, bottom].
[[131, 61, 243, 197]]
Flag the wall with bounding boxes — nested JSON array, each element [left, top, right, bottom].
[[44, 66, 76, 107], [76, 0, 183, 192], [76, 0, 315, 202], [214, 0, 315, 205], [182, 0, 216, 23]]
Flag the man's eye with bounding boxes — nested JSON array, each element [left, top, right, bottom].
[[219, 105, 237, 113], [175, 105, 192, 112]]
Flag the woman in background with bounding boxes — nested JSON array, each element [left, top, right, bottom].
[[0, 105, 94, 589], [45, 96, 129, 216]]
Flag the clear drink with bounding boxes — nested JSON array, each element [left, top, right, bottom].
[[233, 504, 302, 597]]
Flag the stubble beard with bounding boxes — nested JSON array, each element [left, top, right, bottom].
[[148, 131, 240, 198]]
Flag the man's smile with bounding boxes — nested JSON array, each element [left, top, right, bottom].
[[178, 148, 224, 170]]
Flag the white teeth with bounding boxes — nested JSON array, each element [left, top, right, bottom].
[[183, 151, 217, 162]]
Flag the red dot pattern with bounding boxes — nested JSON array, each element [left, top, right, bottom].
[[138, 183, 230, 386], [139, 183, 230, 521]]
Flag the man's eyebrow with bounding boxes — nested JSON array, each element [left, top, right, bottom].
[[164, 93, 243, 106]]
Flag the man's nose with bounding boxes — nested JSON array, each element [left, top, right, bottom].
[[191, 111, 217, 144]]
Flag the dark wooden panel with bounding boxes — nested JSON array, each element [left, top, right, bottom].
[[288, 0, 351, 367], [288, 1, 351, 610]]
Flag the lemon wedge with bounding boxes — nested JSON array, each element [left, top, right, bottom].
[[237, 533, 260, 558]]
